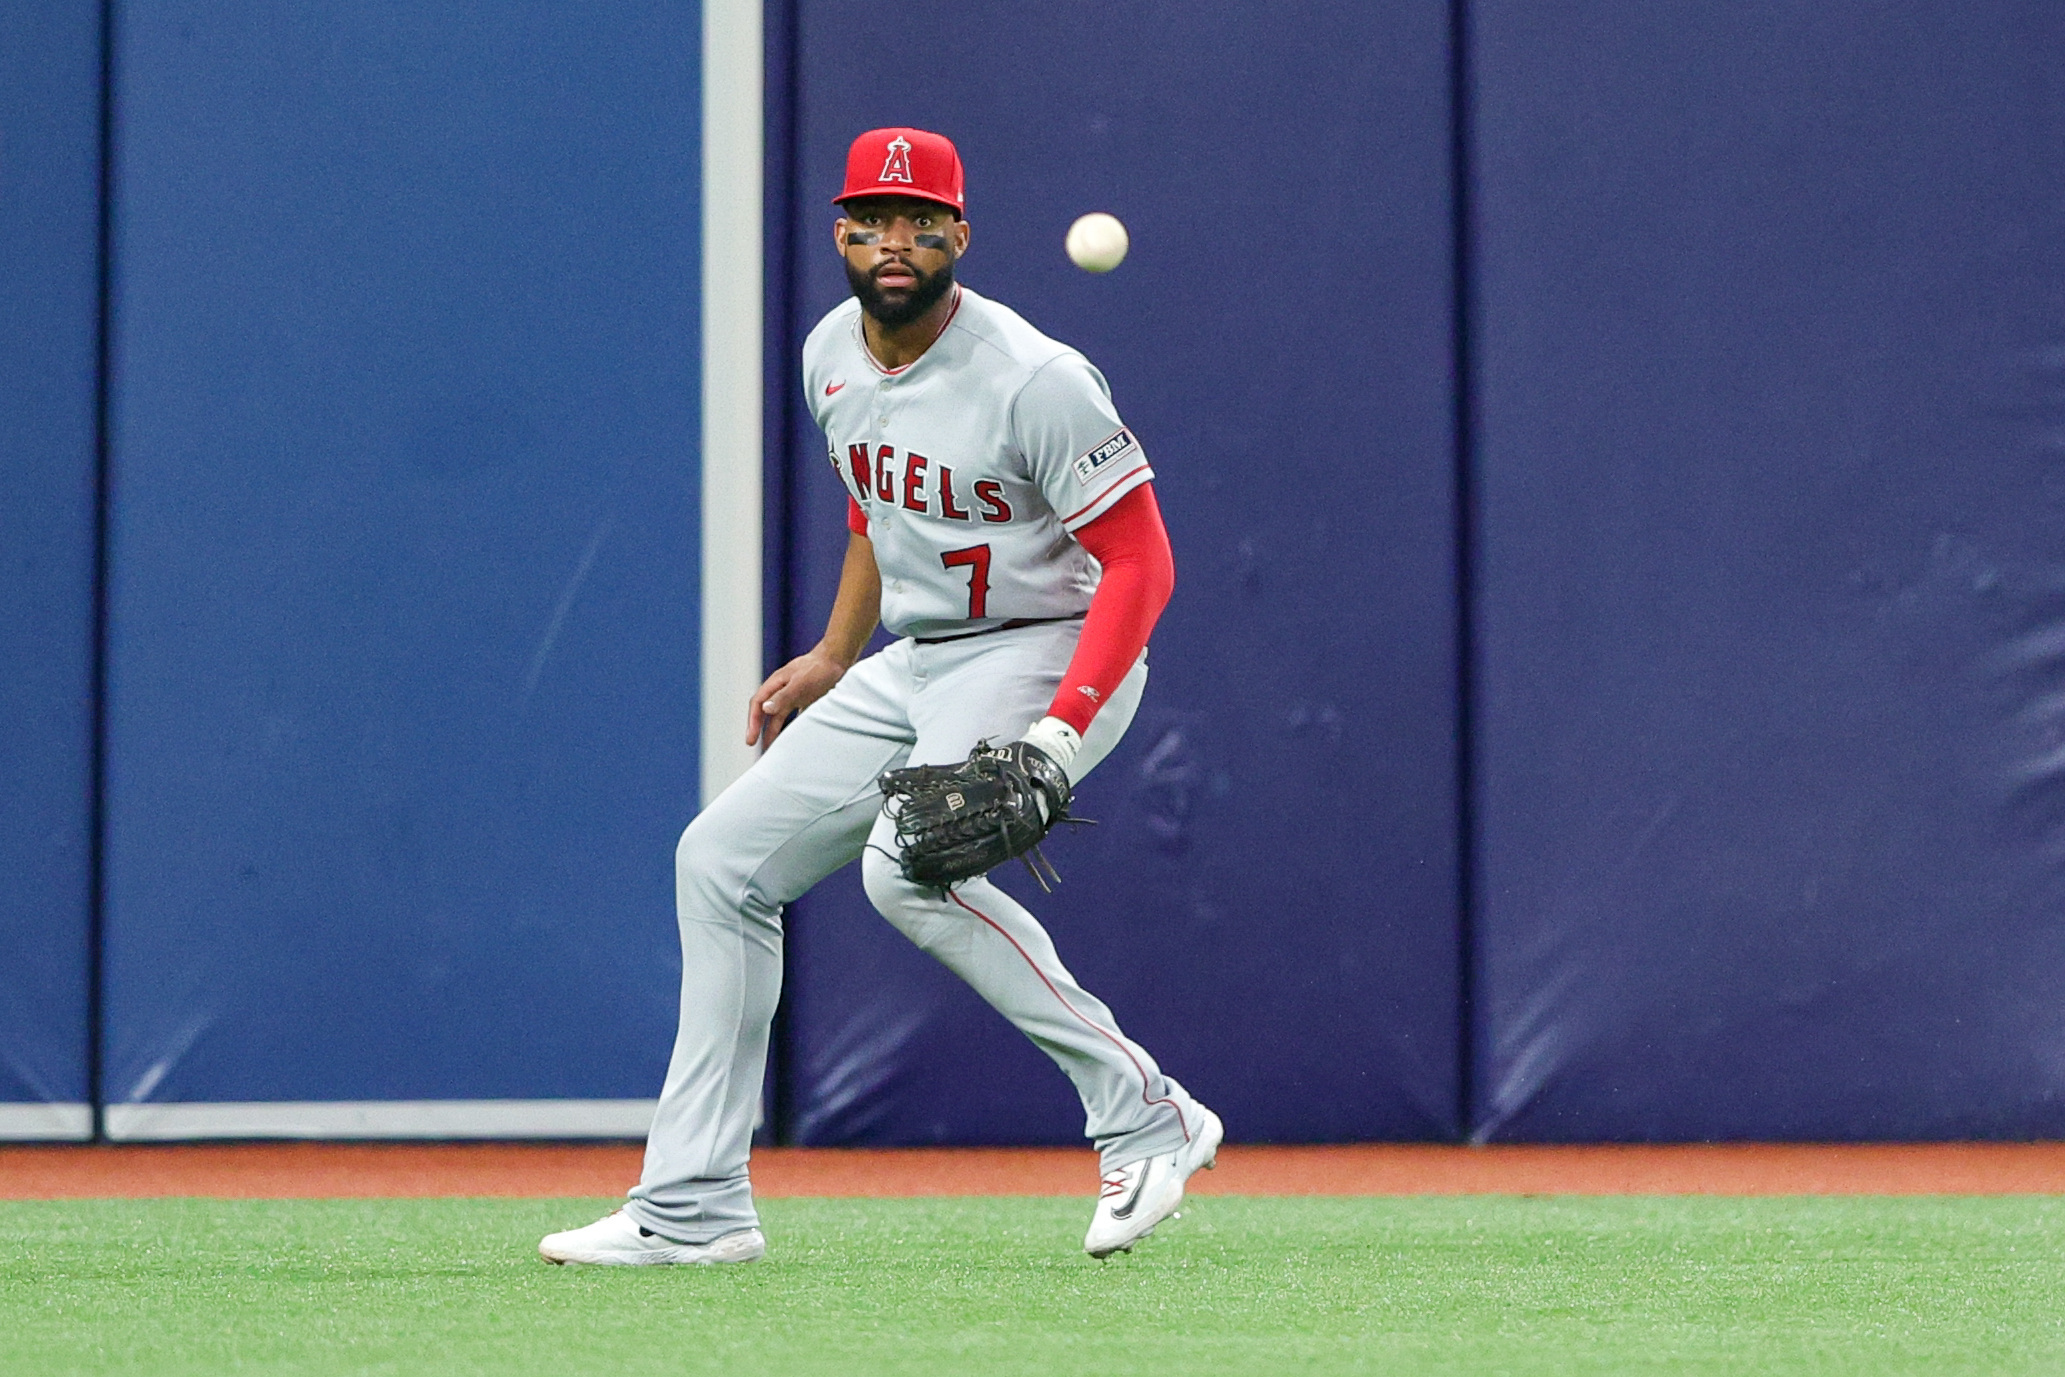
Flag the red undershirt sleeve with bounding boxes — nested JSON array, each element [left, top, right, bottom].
[[1049, 483, 1175, 735], [846, 495, 868, 536]]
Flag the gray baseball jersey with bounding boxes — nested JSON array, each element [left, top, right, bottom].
[[803, 285, 1155, 638]]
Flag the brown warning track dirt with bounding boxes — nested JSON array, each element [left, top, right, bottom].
[[6, 1142, 2065, 1199]]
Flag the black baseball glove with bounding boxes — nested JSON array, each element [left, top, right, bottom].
[[878, 740, 1084, 891]]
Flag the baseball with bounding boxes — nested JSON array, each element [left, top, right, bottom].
[[1065, 212, 1129, 273]]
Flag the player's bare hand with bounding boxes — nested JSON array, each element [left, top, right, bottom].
[[747, 649, 849, 747]]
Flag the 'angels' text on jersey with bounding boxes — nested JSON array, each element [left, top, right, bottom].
[[840, 443, 1015, 524], [803, 286, 1153, 639]]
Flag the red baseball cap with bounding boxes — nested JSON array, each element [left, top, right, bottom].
[[835, 127, 965, 215]]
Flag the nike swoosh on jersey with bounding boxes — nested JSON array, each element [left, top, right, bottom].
[[825, 381, 846, 395]]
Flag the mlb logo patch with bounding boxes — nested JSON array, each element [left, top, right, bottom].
[[1072, 428, 1138, 485]]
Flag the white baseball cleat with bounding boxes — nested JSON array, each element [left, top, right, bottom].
[[538, 1210, 765, 1266], [1083, 1107, 1224, 1259]]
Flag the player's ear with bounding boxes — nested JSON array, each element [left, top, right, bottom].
[[953, 218, 970, 258]]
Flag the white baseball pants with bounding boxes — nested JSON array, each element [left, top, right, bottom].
[[623, 620, 1203, 1243]]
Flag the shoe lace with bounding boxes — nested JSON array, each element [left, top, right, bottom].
[[1099, 1171, 1131, 1200]]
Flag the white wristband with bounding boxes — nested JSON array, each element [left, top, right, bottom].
[[1019, 715, 1082, 780]]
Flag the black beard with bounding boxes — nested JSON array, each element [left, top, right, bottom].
[[846, 256, 956, 328]]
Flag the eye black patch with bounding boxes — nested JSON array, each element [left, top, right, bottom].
[[914, 234, 949, 250], [846, 231, 881, 246]]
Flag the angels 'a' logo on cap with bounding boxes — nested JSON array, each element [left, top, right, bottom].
[[879, 135, 915, 184]]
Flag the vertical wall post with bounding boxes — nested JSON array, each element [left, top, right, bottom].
[[701, 0, 766, 806]]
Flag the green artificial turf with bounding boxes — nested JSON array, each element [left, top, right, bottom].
[[4, 1195, 2064, 1375]]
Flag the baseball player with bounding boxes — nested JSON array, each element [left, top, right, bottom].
[[541, 127, 1219, 1265]]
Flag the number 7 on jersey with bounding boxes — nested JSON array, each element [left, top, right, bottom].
[[940, 544, 991, 619]]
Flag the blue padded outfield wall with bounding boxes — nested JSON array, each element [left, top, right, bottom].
[[0, 2, 101, 1138], [14, 0, 2065, 1142], [1470, 0, 2065, 1140], [100, 2, 702, 1127], [770, 0, 1463, 1144]]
